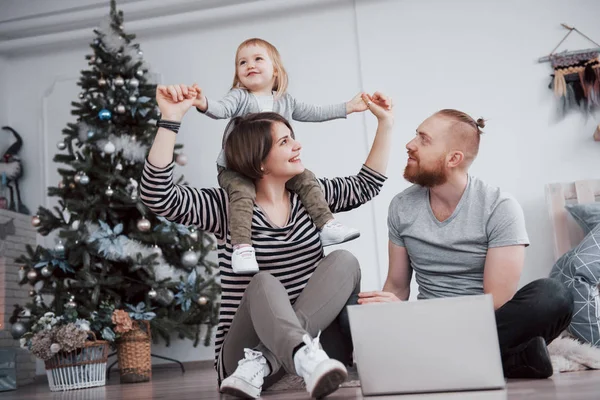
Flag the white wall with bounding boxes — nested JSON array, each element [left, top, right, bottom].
[[0, 0, 599, 368], [355, 0, 600, 290]]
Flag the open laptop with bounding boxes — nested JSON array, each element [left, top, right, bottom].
[[347, 294, 505, 396]]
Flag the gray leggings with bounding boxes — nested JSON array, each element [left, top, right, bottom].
[[218, 249, 360, 387]]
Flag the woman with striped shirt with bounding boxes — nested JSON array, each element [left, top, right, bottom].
[[141, 84, 394, 399]]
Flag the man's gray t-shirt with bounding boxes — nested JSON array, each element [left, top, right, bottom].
[[388, 175, 530, 299]]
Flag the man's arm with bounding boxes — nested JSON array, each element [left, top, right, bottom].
[[484, 195, 529, 310], [383, 241, 412, 300], [359, 240, 411, 304], [483, 245, 525, 310]]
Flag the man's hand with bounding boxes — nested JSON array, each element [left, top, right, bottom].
[[358, 291, 401, 304]]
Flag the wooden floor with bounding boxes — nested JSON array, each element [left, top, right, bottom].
[[4, 366, 600, 400]]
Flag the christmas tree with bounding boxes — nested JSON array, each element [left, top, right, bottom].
[[11, 0, 219, 347]]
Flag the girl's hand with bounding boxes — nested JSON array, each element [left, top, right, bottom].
[[362, 92, 394, 124], [156, 84, 198, 121], [346, 92, 368, 114], [191, 83, 208, 111]]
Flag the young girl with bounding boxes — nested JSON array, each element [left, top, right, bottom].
[[191, 38, 368, 274]]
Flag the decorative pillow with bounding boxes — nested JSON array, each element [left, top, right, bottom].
[[566, 203, 600, 234], [550, 223, 600, 347]]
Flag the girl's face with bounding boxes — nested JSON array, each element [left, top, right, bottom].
[[236, 44, 276, 94], [261, 122, 305, 180]]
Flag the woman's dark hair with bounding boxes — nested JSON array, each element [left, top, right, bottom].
[[224, 112, 294, 180]]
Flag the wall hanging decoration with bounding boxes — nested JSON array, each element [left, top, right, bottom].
[[539, 24, 600, 118], [0, 126, 30, 214]]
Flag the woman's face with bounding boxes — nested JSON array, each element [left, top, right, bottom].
[[261, 122, 304, 179]]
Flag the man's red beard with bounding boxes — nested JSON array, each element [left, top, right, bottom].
[[403, 153, 448, 187]]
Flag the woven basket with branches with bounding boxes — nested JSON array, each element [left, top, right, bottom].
[[116, 320, 151, 383]]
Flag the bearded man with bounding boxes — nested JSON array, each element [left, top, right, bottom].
[[358, 109, 573, 379]]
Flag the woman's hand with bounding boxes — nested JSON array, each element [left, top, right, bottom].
[[362, 92, 394, 124], [156, 84, 198, 121]]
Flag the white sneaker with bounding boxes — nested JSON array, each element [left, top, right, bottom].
[[319, 220, 360, 247], [231, 246, 259, 274], [294, 332, 348, 398], [220, 349, 268, 399]]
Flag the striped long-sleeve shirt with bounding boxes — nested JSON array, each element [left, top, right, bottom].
[[140, 160, 386, 380]]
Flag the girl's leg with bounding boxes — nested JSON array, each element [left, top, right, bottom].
[[218, 167, 258, 273], [286, 169, 333, 229], [218, 167, 256, 246], [287, 169, 360, 246]]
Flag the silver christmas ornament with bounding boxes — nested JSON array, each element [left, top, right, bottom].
[[79, 93, 85, 99], [41, 266, 53, 277], [181, 250, 199, 268], [189, 229, 198, 241], [27, 269, 37, 281], [131, 135, 137, 142], [73, 174, 81, 183], [114, 76, 125, 87], [197, 296, 208, 306], [104, 142, 116, 154], [137, 218, 151, 232], [54, 241, 65, 254], [98, 78, 107, 86], [156, 288, 174, 306], [151, 246, 162, 256], [79, 174, 90, 185], [31, 215, 41, 227], [128, 95, 137, 103], [96, 57, 103, 64], [10, 322, 27, 339], [176, 154, 188, 166], [105, 186, 114, 197], [148, 288, 157, 299], [87, 130, 95, 139], [65, 296, 77, 309], [115, 163, 123, 171], [136, 69, 144, 78], [29, 290, 36, 297], [128, 78, 139, 88], [116, 104, 126, 114], [57, 141, 67, 150]]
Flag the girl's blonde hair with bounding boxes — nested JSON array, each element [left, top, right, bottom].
[[231, 38, 288, 98]]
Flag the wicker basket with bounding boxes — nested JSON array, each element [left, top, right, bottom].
[[44, 333, 109, 392], [116, 320, 152, 383]]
